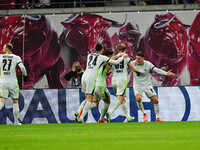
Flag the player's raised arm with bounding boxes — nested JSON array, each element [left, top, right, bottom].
[[110, 52, 125, 60], [110, 54, 119, 60], [107, 56, 124, 65], [107, 52, 128, 65], [129, 61, 140, 73]]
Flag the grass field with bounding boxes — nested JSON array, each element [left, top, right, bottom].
[[0, 121, 200, 150]]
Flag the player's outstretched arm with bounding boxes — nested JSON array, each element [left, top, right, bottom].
[[152, 67, 175, 76]]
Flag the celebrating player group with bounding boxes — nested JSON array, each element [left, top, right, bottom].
[[0, 42, 175, 125], [75, 43, 175, 123]]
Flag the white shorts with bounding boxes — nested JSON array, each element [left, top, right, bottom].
[[0, 83, 20, 99], [81, 72, 96, 94], [112, 78, 127, 96], [133, 85, 156, 98], [94, 86, 110, 101]]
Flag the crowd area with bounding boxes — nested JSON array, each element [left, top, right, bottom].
[[0, 0, 199, 10]]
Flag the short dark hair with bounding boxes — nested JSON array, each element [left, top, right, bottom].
[[136, 51, 144, 57], [103, 50, 113, 57], [117, 44, 126, 52], [6, 43, 13, 51], [95, 43, 103, 52]]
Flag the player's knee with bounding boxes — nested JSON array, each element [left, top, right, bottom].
[[95, 101, 99, 106], [117, 95, 126, 103], [153, 99, 158, 104], [121, 97, 126, 104], [85, 94, 94, 102], [122, 99, 126, 104], [0, 98, 6, 103], [104, 93, 110, 104], [137, 99, 142, 103], [135, 95, 142, 102], [151, 96, 158, 104], [104, 97, 110, 104], [13, 99, 18, 104], [104, 101, 110, 105]]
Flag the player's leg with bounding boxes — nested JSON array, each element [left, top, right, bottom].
[[108, 78, 135, 122], [79, 94, 97, 122], [75, 75, 87, 121], [108, 85, 119, 115], [0, 85, 8, 123], [74, 100, 87, 122], [0, 85, 8, 110], [0, 97, 6, 110], [120, 97, 135, 121], [77, 100, 87, 115], [135, 94, 147, 122], [78, 76, 97, 122], [108, 95, 122, 116], [108, 81, 126, 120], [134, 87, 147, 122], [10, 85, 21, 125], [98, 88, 110, 123], [150, 95, 163, 122], [135, 94, 145, 113], [146, 86, 163, 122], [12, 99, 21, 125]]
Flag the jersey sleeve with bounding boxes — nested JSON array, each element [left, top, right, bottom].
[[100, 55, 110, 62], [149, 61, 167, 75], [16, 56, 23, 66], [18, 63, 27, 76], [152, 67, 168, 75], [148, 61, 155, 70], [16, 56, 27, 76], [108, 57, 123, 65], [125, 57, 131, 65]]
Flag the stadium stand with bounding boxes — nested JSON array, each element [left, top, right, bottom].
[[0, 0, 198, 10]]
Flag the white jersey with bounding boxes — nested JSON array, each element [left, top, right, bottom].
[[0, 53, 26, 85], [111, 57, 130, 96], [111, 57, 130, 80], [84, 53, 109, 88], [132, 60, 167, 87], [85, 53, 123, 87]]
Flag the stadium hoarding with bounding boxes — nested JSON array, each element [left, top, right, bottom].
[[0, 86, 200, 124], [0, 10, 200, 89]]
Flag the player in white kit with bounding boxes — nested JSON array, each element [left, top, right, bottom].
[[107, 43, 140, 122], [75, 50, 114, 123], [132, 51, 175, 122], [77, 43, 127, 123], [0, 43, 27, 125], [93, 50, 114, 123]]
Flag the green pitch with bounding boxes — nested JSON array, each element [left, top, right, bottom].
[[0, 121, 200, 150]]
